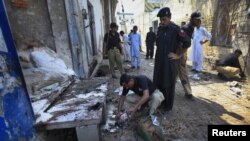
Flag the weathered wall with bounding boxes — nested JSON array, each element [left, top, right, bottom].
[[0, 1, 35, 140], [128, 0, 147, 51], [232, 0, 250, 76], [231, 0, 250, 54], [163, 0, 193, 25], [89, 0, 105, 55], [79, 0, 105, 64], [47, 0, 73, 69], [4, 0, 74, 69], [197, 0, 250, 76], [4, 0, 55, 50]]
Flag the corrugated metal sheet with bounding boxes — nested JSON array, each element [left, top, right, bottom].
[[145, 0, 161, 12]]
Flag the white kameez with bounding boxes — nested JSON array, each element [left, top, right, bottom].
[[122, 34, 131, 61], [190, 27, 211, 71]]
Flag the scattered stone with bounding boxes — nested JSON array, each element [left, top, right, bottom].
[[230, 87, 243, 96]]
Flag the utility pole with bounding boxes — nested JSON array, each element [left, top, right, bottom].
[[120, 0, 127, 33]]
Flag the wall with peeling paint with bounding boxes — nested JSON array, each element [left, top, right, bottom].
[[0, 1, 35, 140], [4, 0, 55, 51], [46, 0, 73, 69], [4, 0, 73, 70], [194, 0, 250, 76]]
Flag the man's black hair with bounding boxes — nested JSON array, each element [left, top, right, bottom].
[[110, 22, 118, 28], [120, 31, 124, 35], [120, 74, 132, 85], [234, 49, 242, 55], [190, 11, 201, 19], [133, 25, 138, 29]]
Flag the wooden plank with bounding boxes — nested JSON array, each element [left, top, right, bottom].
[[73, 77, 108, 93], [45, 108, 103, 130], [31, 78, 72, 101], [44, 95, 105, 129], [33, 80, 108, 128], [34, 83, 108, 130], [32, 78, 65, 92]]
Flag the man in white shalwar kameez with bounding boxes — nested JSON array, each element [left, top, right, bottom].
[[120, 31, 131, 62], [190, 20, 211, 72], [129, 25, 141, 69]]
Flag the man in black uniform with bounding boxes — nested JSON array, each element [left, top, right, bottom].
[[146, 27, 156, 59], [115, 74, 165, 119], [153, 7, 191, 111], [103, 22, 124, 78], [216, 49, 246, 80], [169, 12, 201, 99]]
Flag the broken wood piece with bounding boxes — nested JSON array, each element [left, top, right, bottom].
[[31, 78, 72, 101], [73, 78, 108, 93], [88, 102, 102, 111], [43, 80, 74, 112], [32, 77, 66, 92]]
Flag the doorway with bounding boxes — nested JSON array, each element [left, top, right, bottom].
[[87, 1, 97, 55]]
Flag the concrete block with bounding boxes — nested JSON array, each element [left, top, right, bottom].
[[76, 125, 101, 141]]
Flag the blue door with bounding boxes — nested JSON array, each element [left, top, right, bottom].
[[0, 1, 35, 141]]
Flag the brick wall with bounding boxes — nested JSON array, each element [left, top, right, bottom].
[[194, 0, 250, 76]]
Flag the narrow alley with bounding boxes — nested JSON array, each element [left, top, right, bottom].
[[101, 54, 250, 141], [0, 0, 249, 141]]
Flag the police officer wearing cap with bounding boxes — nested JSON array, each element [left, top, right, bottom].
[[153, 7, 191, 111], [174, 11, 201, 99], [103, 22, 125, 78]]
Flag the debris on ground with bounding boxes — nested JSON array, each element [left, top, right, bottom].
[[227, 81, 244, 97], [101, 56, 250, 141]]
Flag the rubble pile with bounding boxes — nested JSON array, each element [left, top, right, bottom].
[[16, 38, 75, 123], [227, 81, 244, 97], [17, 39, 75, 100]]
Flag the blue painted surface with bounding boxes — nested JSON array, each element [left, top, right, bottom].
[[0, 1, 35, 141], [65, 0, 85, 77]]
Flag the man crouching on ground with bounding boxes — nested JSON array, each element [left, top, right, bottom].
[[115, 74, 165, 119]]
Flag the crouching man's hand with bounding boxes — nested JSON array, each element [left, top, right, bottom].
[[127, 106, 137, 114], [115, 111, 121, 120]]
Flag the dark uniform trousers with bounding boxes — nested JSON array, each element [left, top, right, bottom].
[[177, 53, 192, 95], [108, 48, 124, 76], [146, 45, 154, 59]]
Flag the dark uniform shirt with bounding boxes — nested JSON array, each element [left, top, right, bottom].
[[122, 75, 156, 96], [177, 23, 194, 54], [154, 22, 191, 89], [218, 53, 241, 68], [146, 31, 156, 47], [181, 23, 194, 39], [104, 31, 121, 50]]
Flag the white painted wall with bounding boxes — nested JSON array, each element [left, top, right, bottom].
[[78, 0, 104, 61], [116, 0, 193, 51], [162, 0, 193, 25], [90, 0, 105, 54], [116, 0, 145, 33]]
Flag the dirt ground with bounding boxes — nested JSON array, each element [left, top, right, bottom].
[[101, 54, 250, 141]]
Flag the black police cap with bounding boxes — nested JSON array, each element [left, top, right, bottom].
[[235, 49, 242, 55], [157, 7, 171, 18]]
